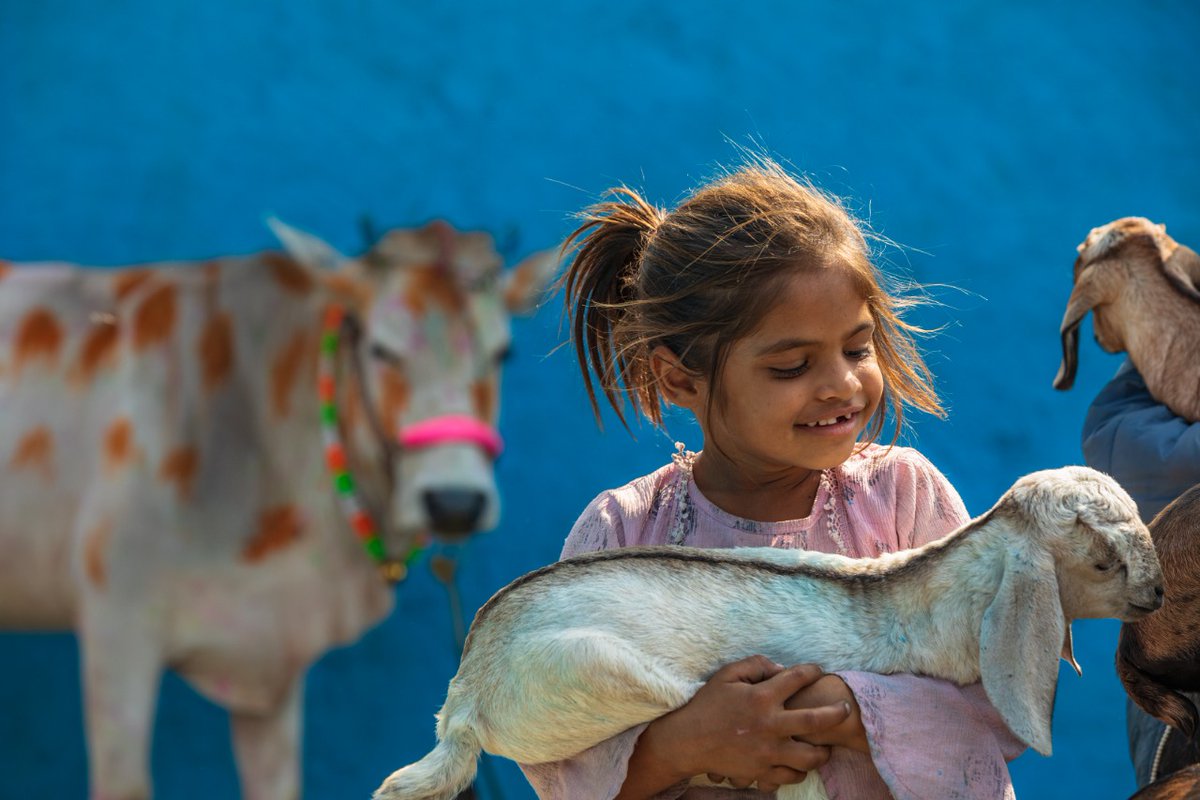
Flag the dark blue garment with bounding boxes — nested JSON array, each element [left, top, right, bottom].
[[1081, 359, 1200, 788], [1082, 360, 1200, 523]]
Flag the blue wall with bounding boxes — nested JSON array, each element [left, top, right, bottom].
[[2, 1, 1198, 797]]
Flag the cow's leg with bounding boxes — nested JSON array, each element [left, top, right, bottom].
[[80, 605, 163, 800], [231, 677, 303, 800]]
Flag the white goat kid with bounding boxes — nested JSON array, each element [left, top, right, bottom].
[[374, 466, 1164, 800]]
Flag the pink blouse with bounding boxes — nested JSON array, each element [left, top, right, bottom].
[[520, 444, 1025, 799]]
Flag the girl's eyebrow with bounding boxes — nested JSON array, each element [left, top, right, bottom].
[[754, 321, 875, 356]]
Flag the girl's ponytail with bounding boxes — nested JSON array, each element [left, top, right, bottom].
[[561, 187, 664, 428]]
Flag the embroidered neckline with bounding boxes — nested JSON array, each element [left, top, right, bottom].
[[666, 442, 849, 554]]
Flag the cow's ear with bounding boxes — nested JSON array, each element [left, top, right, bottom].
[[267, 217, 346, 272], [502, 249, 562, 314]]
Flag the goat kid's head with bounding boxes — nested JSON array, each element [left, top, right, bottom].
[[271, 218, 560, 551], [981, 465, 1163, 756], [1117, 483, 1200, 739], [1055, 216, 1200, 391]]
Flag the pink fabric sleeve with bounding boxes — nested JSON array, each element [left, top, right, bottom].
[[521, 723, 692, 800], [825, 451, 1025, 799], [560, 492, 628, 558]]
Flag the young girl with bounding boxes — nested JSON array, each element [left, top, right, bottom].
[[520, 160, 1025, 799]]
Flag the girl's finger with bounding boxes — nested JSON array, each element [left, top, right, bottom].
[[778, 700, 851, 737]]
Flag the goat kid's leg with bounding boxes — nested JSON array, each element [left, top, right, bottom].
[[231, 677, 303, 800], [80, 604, 163, 800]]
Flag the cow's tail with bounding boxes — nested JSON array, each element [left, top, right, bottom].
[[372, 718, 481, 800]]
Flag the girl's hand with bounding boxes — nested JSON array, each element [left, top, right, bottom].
[[618, 656, 850, 797], [784, 674, 870, 753]]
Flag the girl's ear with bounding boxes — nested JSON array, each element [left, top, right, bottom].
[[650, 346, 703, 411]]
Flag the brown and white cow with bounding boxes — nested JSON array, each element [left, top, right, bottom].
[[0, 219, 560, 800]]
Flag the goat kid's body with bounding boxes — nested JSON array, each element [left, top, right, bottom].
[[452, 535, 998, 764]]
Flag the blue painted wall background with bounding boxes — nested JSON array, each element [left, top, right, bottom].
[[2, 1, 1198, 797]]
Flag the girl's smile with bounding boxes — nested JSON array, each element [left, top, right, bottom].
[[797, 408, 865, 434]]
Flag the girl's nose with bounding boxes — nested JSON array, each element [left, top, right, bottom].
[[817, 362, 863, 400]]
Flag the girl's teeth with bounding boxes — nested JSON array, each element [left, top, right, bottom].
[[805, 415, 846, 427]]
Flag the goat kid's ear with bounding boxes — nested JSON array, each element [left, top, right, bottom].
[[980, 547, 1063, 756], [1116, 644, 1200, 739]]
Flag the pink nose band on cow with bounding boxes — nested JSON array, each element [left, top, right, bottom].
[[398, 415, 504, 459]]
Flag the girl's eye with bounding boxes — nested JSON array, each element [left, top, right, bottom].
[[846, 348, 872, 360], [769, 363, 808, 379]]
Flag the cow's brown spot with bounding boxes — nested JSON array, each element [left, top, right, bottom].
[[198, 313, 234, 392], [265, 252, 314, 295], [103, 417, 137, 472], [74, 319, 120, 384], [159, 446, 199, 501], [84, 519, 114, 589], [0, 260, 12, 281], [404, 266, 465, 316], [378, 370, 410, 437], [10, 426, 54, 480], [13, 308, 64, 372], [472, 377, 497, 422], [133, 283, 177, 350], [270, 331, 309, 418], [112, 269, 154, 301], [243, 505, 303, 563]]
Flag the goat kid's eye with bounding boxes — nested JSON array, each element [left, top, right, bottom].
[[1094, 561, 1117, 573]]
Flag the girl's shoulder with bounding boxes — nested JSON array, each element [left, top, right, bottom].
[[593, 459, 682, 514], [837, 442, 945, 483], [563, 460, 686, 556]]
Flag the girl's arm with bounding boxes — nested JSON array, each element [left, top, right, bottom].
[[618, 659, 847, 798]]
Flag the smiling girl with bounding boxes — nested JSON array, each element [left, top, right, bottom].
[[520, 160, 1025, 799]]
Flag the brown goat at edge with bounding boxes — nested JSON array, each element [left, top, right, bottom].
[[1054, 217, 1200, 422], [1117, 483, 1200, 737], [1128, 764, 1200, 800]]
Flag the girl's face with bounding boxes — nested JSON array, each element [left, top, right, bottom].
[[695, 267, 885, 476]]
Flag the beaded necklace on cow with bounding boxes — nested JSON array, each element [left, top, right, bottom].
[[318, 303, 424, 582]]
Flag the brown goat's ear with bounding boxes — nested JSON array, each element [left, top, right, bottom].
[[1161, 245, 1200, 307], [1053, 277, 1103, 391], [1116, 645, 1199, 738], [1054, 309, 1084, 391]]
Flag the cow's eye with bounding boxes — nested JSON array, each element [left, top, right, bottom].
[[494, 345, 513, 364], [370, 342, 404, 368]]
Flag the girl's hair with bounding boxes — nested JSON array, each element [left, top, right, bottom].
[[561, 158, 943, 446]]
